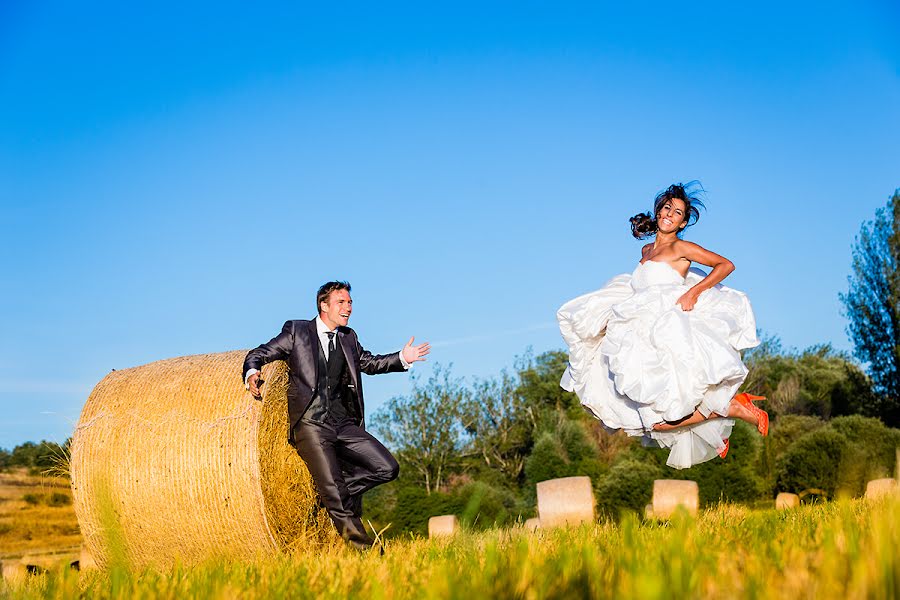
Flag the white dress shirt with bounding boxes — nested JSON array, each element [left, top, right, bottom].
[[245, 316, 410, 386]]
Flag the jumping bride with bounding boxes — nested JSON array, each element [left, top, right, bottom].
[[557, 182, 768, 469]]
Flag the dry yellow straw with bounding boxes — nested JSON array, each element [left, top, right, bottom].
[[70, 351, 336, 570]]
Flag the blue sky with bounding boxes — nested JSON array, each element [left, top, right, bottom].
[[1, 1, 898, 448]]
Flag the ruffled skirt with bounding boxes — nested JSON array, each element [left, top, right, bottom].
[[558, 266, 759, 468]]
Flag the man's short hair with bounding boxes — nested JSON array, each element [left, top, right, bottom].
[[317, 281, 351, 314]]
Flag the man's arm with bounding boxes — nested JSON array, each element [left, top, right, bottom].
[[357, 335, 430, 375], [242, 321, 294, 396]]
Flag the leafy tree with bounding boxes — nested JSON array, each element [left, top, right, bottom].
[[742, 339, 876, 419], [459, 371, 534, 483], [840, 189, 900, 423], [515, 350, 581, 416], [371, 366, 467, 494]]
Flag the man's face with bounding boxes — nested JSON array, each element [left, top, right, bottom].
[[320, 289, 352, 329]]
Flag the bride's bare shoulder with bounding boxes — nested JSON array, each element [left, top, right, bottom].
[[640, 243, 653, 257], [675, 239, 707, 255]]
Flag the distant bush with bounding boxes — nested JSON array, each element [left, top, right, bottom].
[[455, 481, 522, 528], [595, 459, 661, 519], [774, 429, 848, 497], [47, 492, 72, 507], [524, 418, 606, 487], [22, 493, 43, 506], [768, 415, 827, 460], [524, 433, 570, 485], [829, 415, 900, 495]]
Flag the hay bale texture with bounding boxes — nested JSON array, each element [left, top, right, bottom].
[[775, 492, 800, 510], [427, 515, 459, 538], [865, 478, 896, 499], [650, 480, 699, 519], [536, 476, 595, 528], [70, 351, 335, 570]]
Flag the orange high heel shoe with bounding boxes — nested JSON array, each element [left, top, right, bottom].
[[734, 393, 769, 436], [718, 438, 730, 459]]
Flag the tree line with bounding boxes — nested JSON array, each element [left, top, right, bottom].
[[0, 439, 70, 472]]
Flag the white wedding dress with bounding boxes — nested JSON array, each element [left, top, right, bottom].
[[557, 260, 760, 469]]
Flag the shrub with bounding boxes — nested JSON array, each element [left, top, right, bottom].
[[524, 418, 606, 487], [774, 429, 848, 497], [524, 433, 571, 485], [595, 459, 662, 519], [768, 415, 827, 460], [828, 415, 900, 495], [22, 493, 43, 506], [456, 481, 522, 528], [47, 492, 72, 507]]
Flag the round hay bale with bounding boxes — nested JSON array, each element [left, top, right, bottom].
[[70, 351, 335, 570], [651, 480, 699, 519], [428, 515, 459, 538], [536, 476, 595, 528], [524, 517, 540, 532], [775, 492, 800, 510], [865, 478, 897, 499]]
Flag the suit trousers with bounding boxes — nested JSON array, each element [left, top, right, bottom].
[[293, 418, 399, 543]]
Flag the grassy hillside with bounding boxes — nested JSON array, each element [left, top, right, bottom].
[[0, 469, 80, 559], [1, 496, 897, 599]]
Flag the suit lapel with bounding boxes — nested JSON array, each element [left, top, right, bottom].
[[305, 319, 319, 386], [337, 329, 360, 390]]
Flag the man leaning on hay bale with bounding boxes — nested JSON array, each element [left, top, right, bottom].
[[243, 281, 430, 552]]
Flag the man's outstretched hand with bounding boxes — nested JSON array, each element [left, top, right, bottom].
[[401, 337, 431, 365]]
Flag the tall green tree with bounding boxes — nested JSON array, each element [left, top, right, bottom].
[[371, 366, 468, 494], [459, 371, 534, 483], [840, 189, 900, 424]]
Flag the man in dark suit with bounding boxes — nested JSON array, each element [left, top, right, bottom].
[[242, 281, 430, 551]]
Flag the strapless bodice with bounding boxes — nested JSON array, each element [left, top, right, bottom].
[[631, 260, 686, 290]]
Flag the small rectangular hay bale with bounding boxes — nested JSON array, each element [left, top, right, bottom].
[[775, 492, 800, 510], [536, 476, 595, 528], [651, 479, 699, 519], [428, 515, 459, 538], [78, 546, 97, 571], [865, 478, 896, 499], [1, 560, 26, 583]]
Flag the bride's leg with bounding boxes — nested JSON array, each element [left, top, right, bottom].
[[652, 409, 717, 431], [652, 397, 758, 431]]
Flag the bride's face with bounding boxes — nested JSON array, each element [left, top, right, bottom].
[[656, 198, 688, 234]]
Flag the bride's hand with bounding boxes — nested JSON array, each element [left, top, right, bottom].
[[676, 290, 700, 311]]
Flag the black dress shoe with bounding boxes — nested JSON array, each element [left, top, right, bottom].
[[346, 537, 385, 555]]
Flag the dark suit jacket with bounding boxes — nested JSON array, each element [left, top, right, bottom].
[[242, 319, 405, 434]]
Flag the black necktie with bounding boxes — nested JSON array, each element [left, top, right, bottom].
[[326, 331, 336, 361]]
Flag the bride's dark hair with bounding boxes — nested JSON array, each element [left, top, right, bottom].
[[630, 181, 706, 240]]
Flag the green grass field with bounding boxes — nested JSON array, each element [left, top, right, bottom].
[[1, 496, 898, 599]]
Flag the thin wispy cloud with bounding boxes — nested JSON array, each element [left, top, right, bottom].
[[0, 381, 93, 395], [430, 322, 557, 349]]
